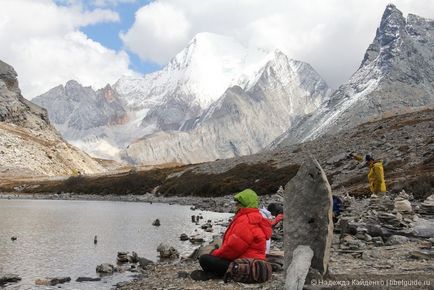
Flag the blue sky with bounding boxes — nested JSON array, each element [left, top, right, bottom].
[[2, 0, 434, 99], [79, 0, 162, 74]]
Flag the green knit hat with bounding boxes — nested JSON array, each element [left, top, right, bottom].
[[234, 189, 259, 208]]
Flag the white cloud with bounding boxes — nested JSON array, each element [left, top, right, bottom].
[[0, 0, 137, 99], [91, 0, 137, 7], [122, 0, 434, 88], [120, 1, 191, 63]]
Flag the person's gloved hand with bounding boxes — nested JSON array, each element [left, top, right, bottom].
[[275, 213, 283, 223], [271, 213, 283, 226]]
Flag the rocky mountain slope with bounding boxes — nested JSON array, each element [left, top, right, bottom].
[[6, 109, 433, 202], [272, 4, 434, 148], [0, 60, 105, 176], [34, 33, 330, 162], [32, 81, 135, 159], [123, 51, 330, 164]]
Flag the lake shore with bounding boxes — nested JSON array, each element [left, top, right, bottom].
[[0, 192, 283, 213]]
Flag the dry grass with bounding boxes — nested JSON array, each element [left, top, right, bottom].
[[1, 162, 300, 197], [159, 163, 300, 197]]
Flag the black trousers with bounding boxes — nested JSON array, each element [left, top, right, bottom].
[[199, 254, 231, 276]]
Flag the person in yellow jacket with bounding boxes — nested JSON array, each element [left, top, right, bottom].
[[350, 154, 387, 194]]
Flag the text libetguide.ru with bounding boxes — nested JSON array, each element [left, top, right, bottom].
[[310, 279, 431, 287]]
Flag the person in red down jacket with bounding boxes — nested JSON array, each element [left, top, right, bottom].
[[190, 189, 272, 281]]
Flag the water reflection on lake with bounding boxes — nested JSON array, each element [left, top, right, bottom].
[[0, 199, 231, 289]]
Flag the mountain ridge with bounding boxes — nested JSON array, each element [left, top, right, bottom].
[[271, 4, 434, 148]]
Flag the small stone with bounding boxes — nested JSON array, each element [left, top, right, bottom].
[[177, 271, 189, 278], [180, 233, 189, 241], [386, 235, 409, 246], [76, 277, 101, 282], [394, 198, 412, 213], [201, 223, 212, 230], [117, 252, 129, 263], [0, 274, 21, 285], [418, 241, 432, 249], [35, 277, 71, 286], [130, 251, 139, 263], [152, 219, 161, 226], [157, 243, 179, 259], [138, 257, 154, 268], [410, 250, 434, 260], [372, 237, 384, 247], [189, 237, 205, 244]]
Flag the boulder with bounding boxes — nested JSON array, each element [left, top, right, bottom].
[[284, 245, 314, 290], [413, 219, 434, 238], [157, 243, 179, 259], [283, 157, 333, 275], [0, 274, 21, 285], [96, 263, 114, 274], [386, 235, 409, 245]]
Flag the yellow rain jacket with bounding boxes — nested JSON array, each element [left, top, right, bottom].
[[368, 161, 387, 193]]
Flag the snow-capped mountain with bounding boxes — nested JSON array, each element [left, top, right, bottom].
[[0, 60, 105, 176], [114, 32, 276, 131], [122, 51, 331, 165], [272, 4, 434, 148], [35, 32, 330, 162]]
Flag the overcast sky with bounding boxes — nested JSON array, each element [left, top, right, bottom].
[[1, 0, 434, 99]]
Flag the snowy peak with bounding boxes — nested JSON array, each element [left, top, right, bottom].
[[272, 5, 434, 148], [361, 4, 405, 68], [163, 32, 274, 108], [121, 47, 331, 165], [37, 32, 331, 162]]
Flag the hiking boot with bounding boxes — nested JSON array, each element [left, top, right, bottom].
[[190, 270, 218, 281]]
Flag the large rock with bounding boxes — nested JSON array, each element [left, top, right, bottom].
[[284, 245, 314, 290], [283, 157, 333, 275]]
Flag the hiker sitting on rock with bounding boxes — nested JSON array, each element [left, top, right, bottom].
[[191, 189, 272, 281], [349, 153, 387, 195]]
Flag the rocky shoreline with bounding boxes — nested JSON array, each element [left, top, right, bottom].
[[0, 191, 283, 213], [1, 191, 433, 289]]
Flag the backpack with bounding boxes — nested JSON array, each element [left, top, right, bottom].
[[223, 258, 272, 284]]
